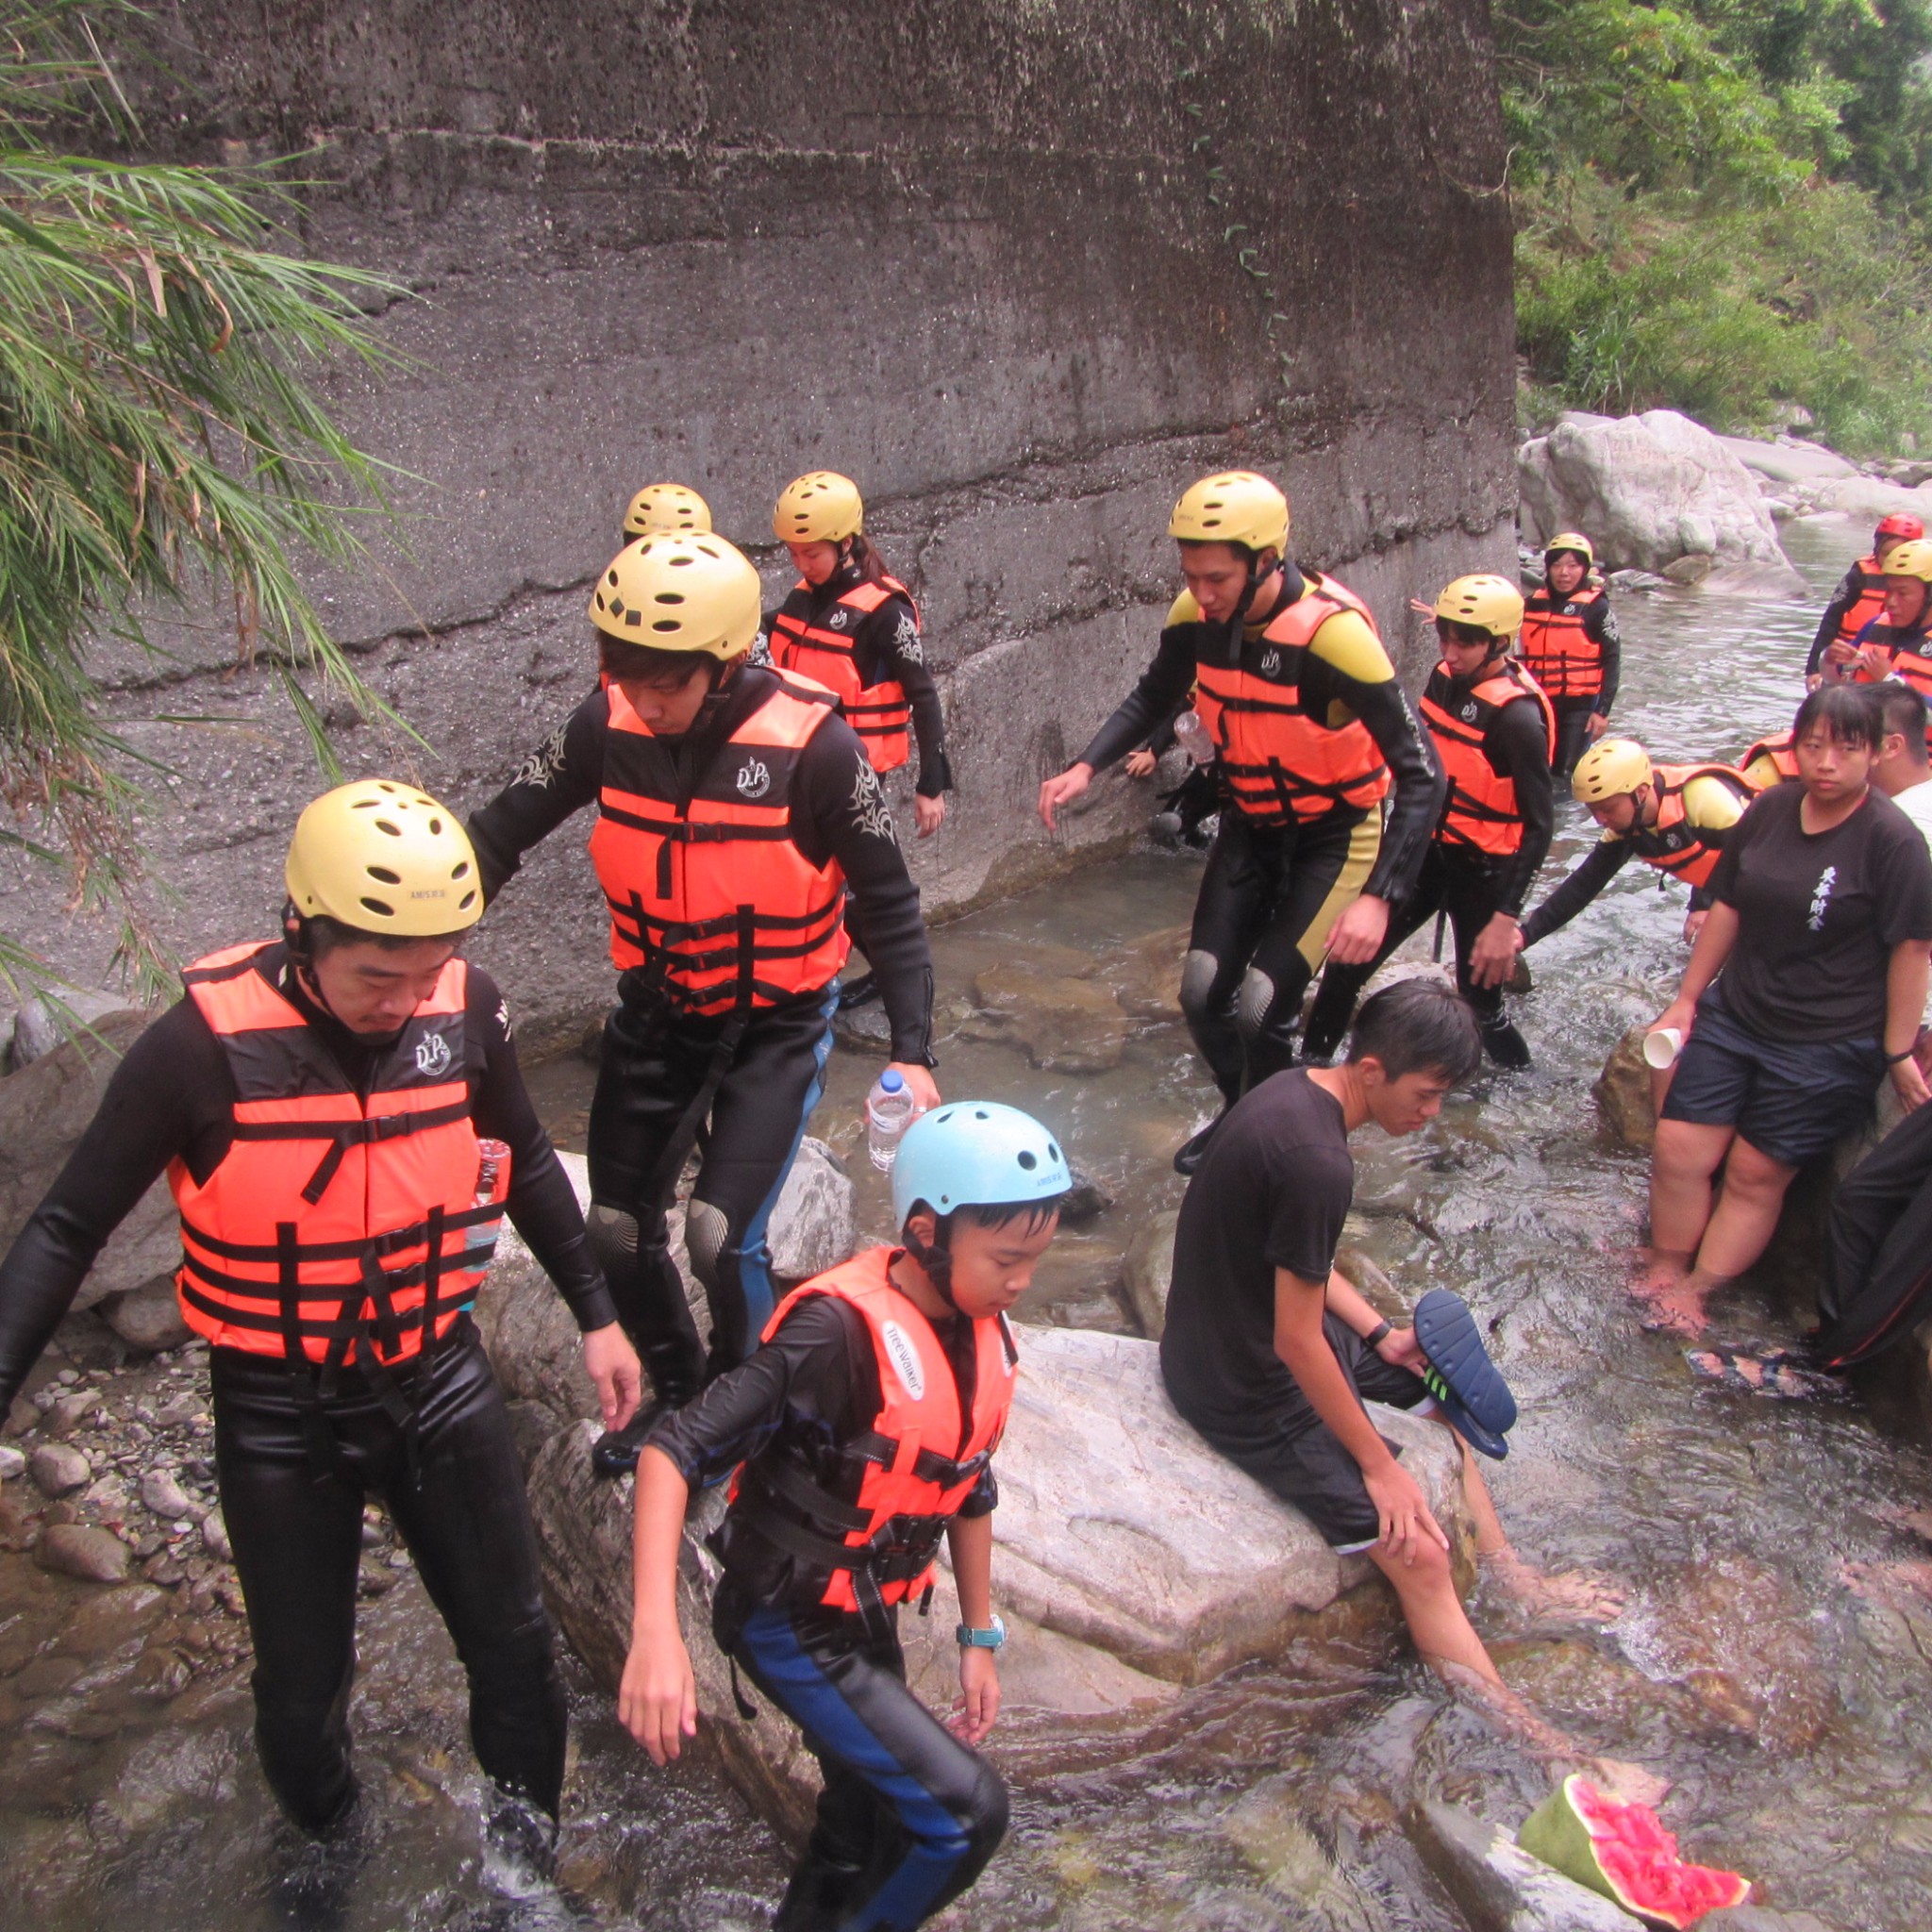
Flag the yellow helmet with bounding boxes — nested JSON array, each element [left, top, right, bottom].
[[1572, 738, 1654, 804], [588, 535, 763, 660], [286, 780, 482, 938], [1434, 574, 1524, 642], [624, 483, 711, 539], [1168, 472, 1291, 555], [1544, 532, 1595, 566], [1883, 538, 1932, 586], [774, 471, 864, 545]]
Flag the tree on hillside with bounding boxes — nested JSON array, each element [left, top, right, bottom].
[[0, 0, 403, 1006]]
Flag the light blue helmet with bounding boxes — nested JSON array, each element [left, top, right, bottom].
[[891, 1101, 1071, 1231]]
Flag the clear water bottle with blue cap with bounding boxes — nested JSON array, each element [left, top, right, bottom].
[[866, 1069, 917, 1172], [1172, 708, 1215, 765]]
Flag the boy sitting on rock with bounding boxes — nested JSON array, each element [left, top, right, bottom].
[[618, 1102, 1068, 1932]]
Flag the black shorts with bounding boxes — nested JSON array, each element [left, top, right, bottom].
[[1179, 1314, 1434, 1552], [1658, 991, 1883, 1170]]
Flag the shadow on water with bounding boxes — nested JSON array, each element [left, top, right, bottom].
[[10, 513, 1932, 1927]]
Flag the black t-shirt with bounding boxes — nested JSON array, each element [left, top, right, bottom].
[[1707, 782, 1932, 1041], [1158, 1070, 1355, 1447]]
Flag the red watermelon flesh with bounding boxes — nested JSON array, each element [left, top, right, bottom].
[[1516, 1774, 1751, 1929]]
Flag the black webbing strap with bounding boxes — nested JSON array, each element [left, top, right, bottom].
[[230, 1102, 472, 1207]]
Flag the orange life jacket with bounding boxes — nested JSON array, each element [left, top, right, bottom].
[[1420, 658, 1556, 856], [1191, 574, 1391, 825], [1834, 556, 1889, 650], [768, 576, 918, 774], [727, 1246, 1017, 1621], [1629, 763, 1757, 889], [169, 943, 501, 1367], [1519, 584, 1607, 700], [587, 674, 852, 1015], [1738, 733, 1799, 785]]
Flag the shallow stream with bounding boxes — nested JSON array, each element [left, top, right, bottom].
[[8, 517, 1932, 1929]]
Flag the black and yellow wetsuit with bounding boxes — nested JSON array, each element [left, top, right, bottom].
[[1079, 564, 1442, 1100]]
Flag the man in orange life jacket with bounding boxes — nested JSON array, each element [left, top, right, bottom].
[[620, 1103, 1068, 1932], [1519, 532, 1620, 778], [1038, 471, 1443, 1173], [1807, 511, 1924, 687], [0, 785, 641, 1853], [1846, 539, 1932, 725], [1513, 738, 1761, 955], [763, 472, 953, 1011], [1304, 575, 1556, 1070], [467, 534, 941, 1475]]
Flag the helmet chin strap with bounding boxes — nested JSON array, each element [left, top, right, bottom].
[[900, 1217, 959, 1312], [1217, 552, 1281, 665]]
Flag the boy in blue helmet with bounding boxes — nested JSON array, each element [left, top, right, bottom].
[[619, 1102, 1069, 1932]]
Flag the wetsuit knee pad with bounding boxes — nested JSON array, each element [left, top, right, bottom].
[[587, 1202, 642, 1274], [685, 1199, 731, 1291], [1235, 966, 1279, 1044], [1178, 948, 1222, 1021]]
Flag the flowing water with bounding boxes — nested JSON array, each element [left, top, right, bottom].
[[8, 516, 1932, 1929]]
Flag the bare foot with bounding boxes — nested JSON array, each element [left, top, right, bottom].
[[1484, 1552, 1627, 1626], [1637, 1279, 1710, 1338], [1627, 1249, 1690, 1305]]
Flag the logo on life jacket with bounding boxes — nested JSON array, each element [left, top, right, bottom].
[[827, 608, 850, 631], [1259, 647, 1282, 677], [414, 1032, 453, 1079], [879, 1320, 926, 1399], [736, 758, 772, 800]]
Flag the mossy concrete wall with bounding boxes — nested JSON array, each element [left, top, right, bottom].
[[3, 0, 1517, 1051]]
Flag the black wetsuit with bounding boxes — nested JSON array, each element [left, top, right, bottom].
[[0, 952, 606, 1830], [1079, 566, 1442, 1102], [468, 667, 936, 1404], [650, 1289, 1005, 1931], [1522, 584, 1621, 777]]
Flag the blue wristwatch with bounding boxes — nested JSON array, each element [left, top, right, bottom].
[[956, 1614, 1007, 1651]]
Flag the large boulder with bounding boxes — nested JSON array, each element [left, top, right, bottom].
[[0, 1009, 181, 1316], [1594, 1024, 1657, 1152], [1787, 475, 1932, 525], [1715, 436, 1858, 489], [1519, 411, 1804, 590], [478, 1165, 1475, 1826], [764, 1138, 858, 1285]]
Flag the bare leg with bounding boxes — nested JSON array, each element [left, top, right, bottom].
[[1450, 1433, 1625, 1624], [1640, 1120, 1735, 1309]]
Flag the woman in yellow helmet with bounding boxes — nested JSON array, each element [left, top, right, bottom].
[[1519, 533, 1620, 778], [622, 481, 712, 544], [0, 784, 640, 1871]]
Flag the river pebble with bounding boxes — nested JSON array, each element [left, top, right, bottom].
[[140, 1469, 194, 1521], [199, 1511, 230, 1561], [28, 1442, 91, 1498], [0, 1445, 24, 1481], [36, 1524, 132, 1584]]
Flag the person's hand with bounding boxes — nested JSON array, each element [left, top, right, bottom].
[[1037, 763, 1093, 831], [1586, 712, 1608, 741], [913, 792, 946, 839], [618, 1626, 698, 1765], [1467, 911, 1521, 989], [1682, 907, 1708, 945], [1374, 1324, 1427, 1373], [888, 1062, 941, 1114], [1855, 641, 1892, 683], [1652, 996, 1697, 1045], [950, 1646, 1001, 1745], [1823, 639, 1857, 673], [1324, 894, 1391, 967], [1805, 673, 1824, 693], [582, 1323, 642, 1431], [1890, 1053, 1930, 1112], [1123, 748, 1158, 779], [1364, 1460, 1450, 1563]]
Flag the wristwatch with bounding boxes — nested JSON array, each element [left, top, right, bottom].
[[1363, 1319, 1392, 1349], [956, 1614, 1007, 1651]]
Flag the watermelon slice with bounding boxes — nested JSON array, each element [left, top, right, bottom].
[[1517, 1774, 1751, 1929]]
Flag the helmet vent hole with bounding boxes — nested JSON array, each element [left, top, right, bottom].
[[652, 619, 681, 633], [375, 819, 403, 837], [669, 556, 694, 568], [1017, 1150, 1037, 1171], [452, 860, 471, 879], [654, 592, 685, 606], [358, 896, 394, 917], [427, 817, 441, 834], [365, 866, 402, 885], [458, 890, 477, 909], [1048, 1142, 1061, 1161], [351, 799, 378, 810], [974, 1108, 990, 1120]]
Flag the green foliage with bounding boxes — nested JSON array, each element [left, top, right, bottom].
[[0, 2, 404, 1001], [1501, 0, 1932, 451]]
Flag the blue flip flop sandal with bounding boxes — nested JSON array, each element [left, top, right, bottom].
[[1412, 1288, 1517, 1460]]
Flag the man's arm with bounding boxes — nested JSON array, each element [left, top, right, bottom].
[[465, 688, 608, 901], [1075, 618, 1203, 774], [1807, 570, 1861, 677], [619, 1443, 700, 1764], [947, 1509, 1000, 1744], [1488, 699, 1557, 919], [867, 600, 952, 798], [1516, 837, 1633, 948], [1586, 599, 1621, 721]]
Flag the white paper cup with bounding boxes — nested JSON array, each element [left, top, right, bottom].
[[1642, 1027, 1684, 1070]]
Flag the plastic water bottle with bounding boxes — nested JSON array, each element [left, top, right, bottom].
[[867, 1070, 917, 1172], [463, 1139, 511, 1266], [1172, 709, 1215, 765]]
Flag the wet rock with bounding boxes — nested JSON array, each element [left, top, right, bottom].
[[57, 1584, 168, 1657], [1595, 1023, 1657, 1152], [16, 1654, 86, 1699], [1112, 924, 1190, 1024], [829, 997, 892, 1056], [0, 1444, 24, 1481], [139, 1468, 195, 1522], [100, 1279, 192, 1354], [962, 960, 1129, 1073], [8, 989, 142, 1070], [0, 1493, 33, 1552], [199, 1511, 231, 1561], [1608, 568, 1674, 593], [1123, 1209, 1178, 1340], [1407, 1799, 1637, 1932], [1333, 1246, 1400, 1313], [1663, 552, 1716, 586], [1790, 475, 1932, 525], [765, 1137, 858, 1285], [1519, 410, 1803, 588], [1717, 436, 1858, 488], [0, 1010, 180, 1312], [28, 1441, 91, 1499], [1058, 1162, 1115, 1224], [1701, 1908, 1840, 1932], [1222, 1775, 1374, 1919], [37, 1524, 133, 1585]]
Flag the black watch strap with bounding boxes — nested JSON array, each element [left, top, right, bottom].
[[1363, 1319, 1392, 1349]]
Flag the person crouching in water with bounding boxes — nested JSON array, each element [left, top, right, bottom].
[[1159, 979, 1630, 1758], [620, 1103, 1066, 1931], [0, 785, 641, 1863], [1303, 575, 1555, 1070]]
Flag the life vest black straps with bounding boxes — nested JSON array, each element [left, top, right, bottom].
[[180, 1197, 500, 1266], [597, 801, 799, 843], [229, 1100, 473, 1207]]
